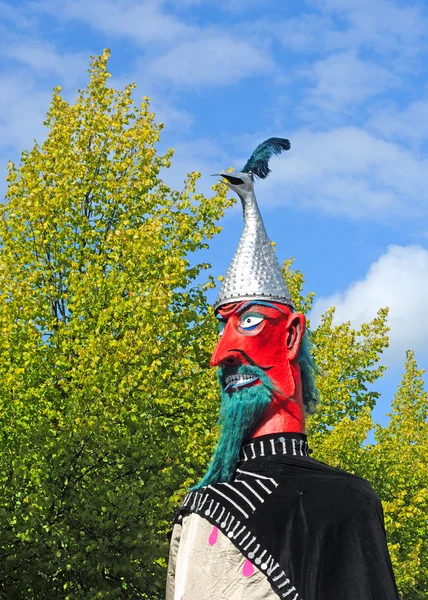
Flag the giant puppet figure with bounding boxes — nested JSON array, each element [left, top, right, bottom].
[[166, 139, 399, 600]]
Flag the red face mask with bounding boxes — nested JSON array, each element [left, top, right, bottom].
[[210, 300, 305, 403]]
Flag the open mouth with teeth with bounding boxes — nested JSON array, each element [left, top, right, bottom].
[[223, 370, 260, 392]]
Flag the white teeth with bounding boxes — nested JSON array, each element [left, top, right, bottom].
[[225, 373, 256, 385]]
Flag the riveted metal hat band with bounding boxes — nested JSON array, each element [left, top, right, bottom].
[[214, 294, 294, 313]]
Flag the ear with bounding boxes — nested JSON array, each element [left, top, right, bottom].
[[285, 313, 306, 361]]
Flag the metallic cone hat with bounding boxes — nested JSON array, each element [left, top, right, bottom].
[[214, 138, 294, 313]]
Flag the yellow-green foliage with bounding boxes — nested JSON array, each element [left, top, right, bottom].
[[372, 352, 428, 599], [0, 51, 233, 598], [283, 260, 428, 600]]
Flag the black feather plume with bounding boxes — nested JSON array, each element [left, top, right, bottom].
[[241, 137, 290, 179]]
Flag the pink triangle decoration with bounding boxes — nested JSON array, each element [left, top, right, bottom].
[[208, 525, 219, 546], [243, 558, 255, 577]]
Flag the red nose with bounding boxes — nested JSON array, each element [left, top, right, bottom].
[[210, 346, 243, 368], [210, 321, 243, 367]]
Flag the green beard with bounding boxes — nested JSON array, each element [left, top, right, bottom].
[[193, 365, 274, 489]]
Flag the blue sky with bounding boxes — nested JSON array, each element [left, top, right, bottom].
[[1, 0, 428, 424]]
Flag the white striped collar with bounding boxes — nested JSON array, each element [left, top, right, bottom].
[[239, 433, 310, 461]]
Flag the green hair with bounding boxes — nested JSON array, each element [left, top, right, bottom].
[[297, 329, 319, 415], [193, 365, 273, 489]]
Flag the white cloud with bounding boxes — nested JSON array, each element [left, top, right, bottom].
[[146, 37, 272, 87], [0, 0, 34, 28], [34, 0, 193, 45], [367, 99, 428, 144], [217, 0, 274, 11], [0, 38, 96, 152], [165, 0, 275, 11], [0, 73, 50, 151], [6, 40, 89, 85], [166, 0, 204, 6], [261, 126, 428, 219], [151, 99, 194, 132], [0, 71, 52, 199], [272, 14, 334, 52], [310, 245, 428, 362], [266, 0, 427, 60], [109, 70, 195, 133], [34, 0, 274, 89], [160, 136, 229, 195], [311, 0, 427, 56], [301, 51, 399, 114]]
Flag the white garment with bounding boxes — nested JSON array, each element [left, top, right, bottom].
[[166, 513, 276, 600]]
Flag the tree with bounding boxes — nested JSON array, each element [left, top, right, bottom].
[[0, 50, 231, 598], [369, 352, 428, 599]]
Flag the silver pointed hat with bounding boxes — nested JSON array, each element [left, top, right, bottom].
[[213, 138, 294, 312]]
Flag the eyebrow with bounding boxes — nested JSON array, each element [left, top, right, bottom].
[[236, 300, 287, 315]]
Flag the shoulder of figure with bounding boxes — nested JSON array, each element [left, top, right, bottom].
[[278, 456, 382, 521]]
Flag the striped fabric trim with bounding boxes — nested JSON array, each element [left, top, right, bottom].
[[185, 489, 303, 599], [240, 435, 310, 462]]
